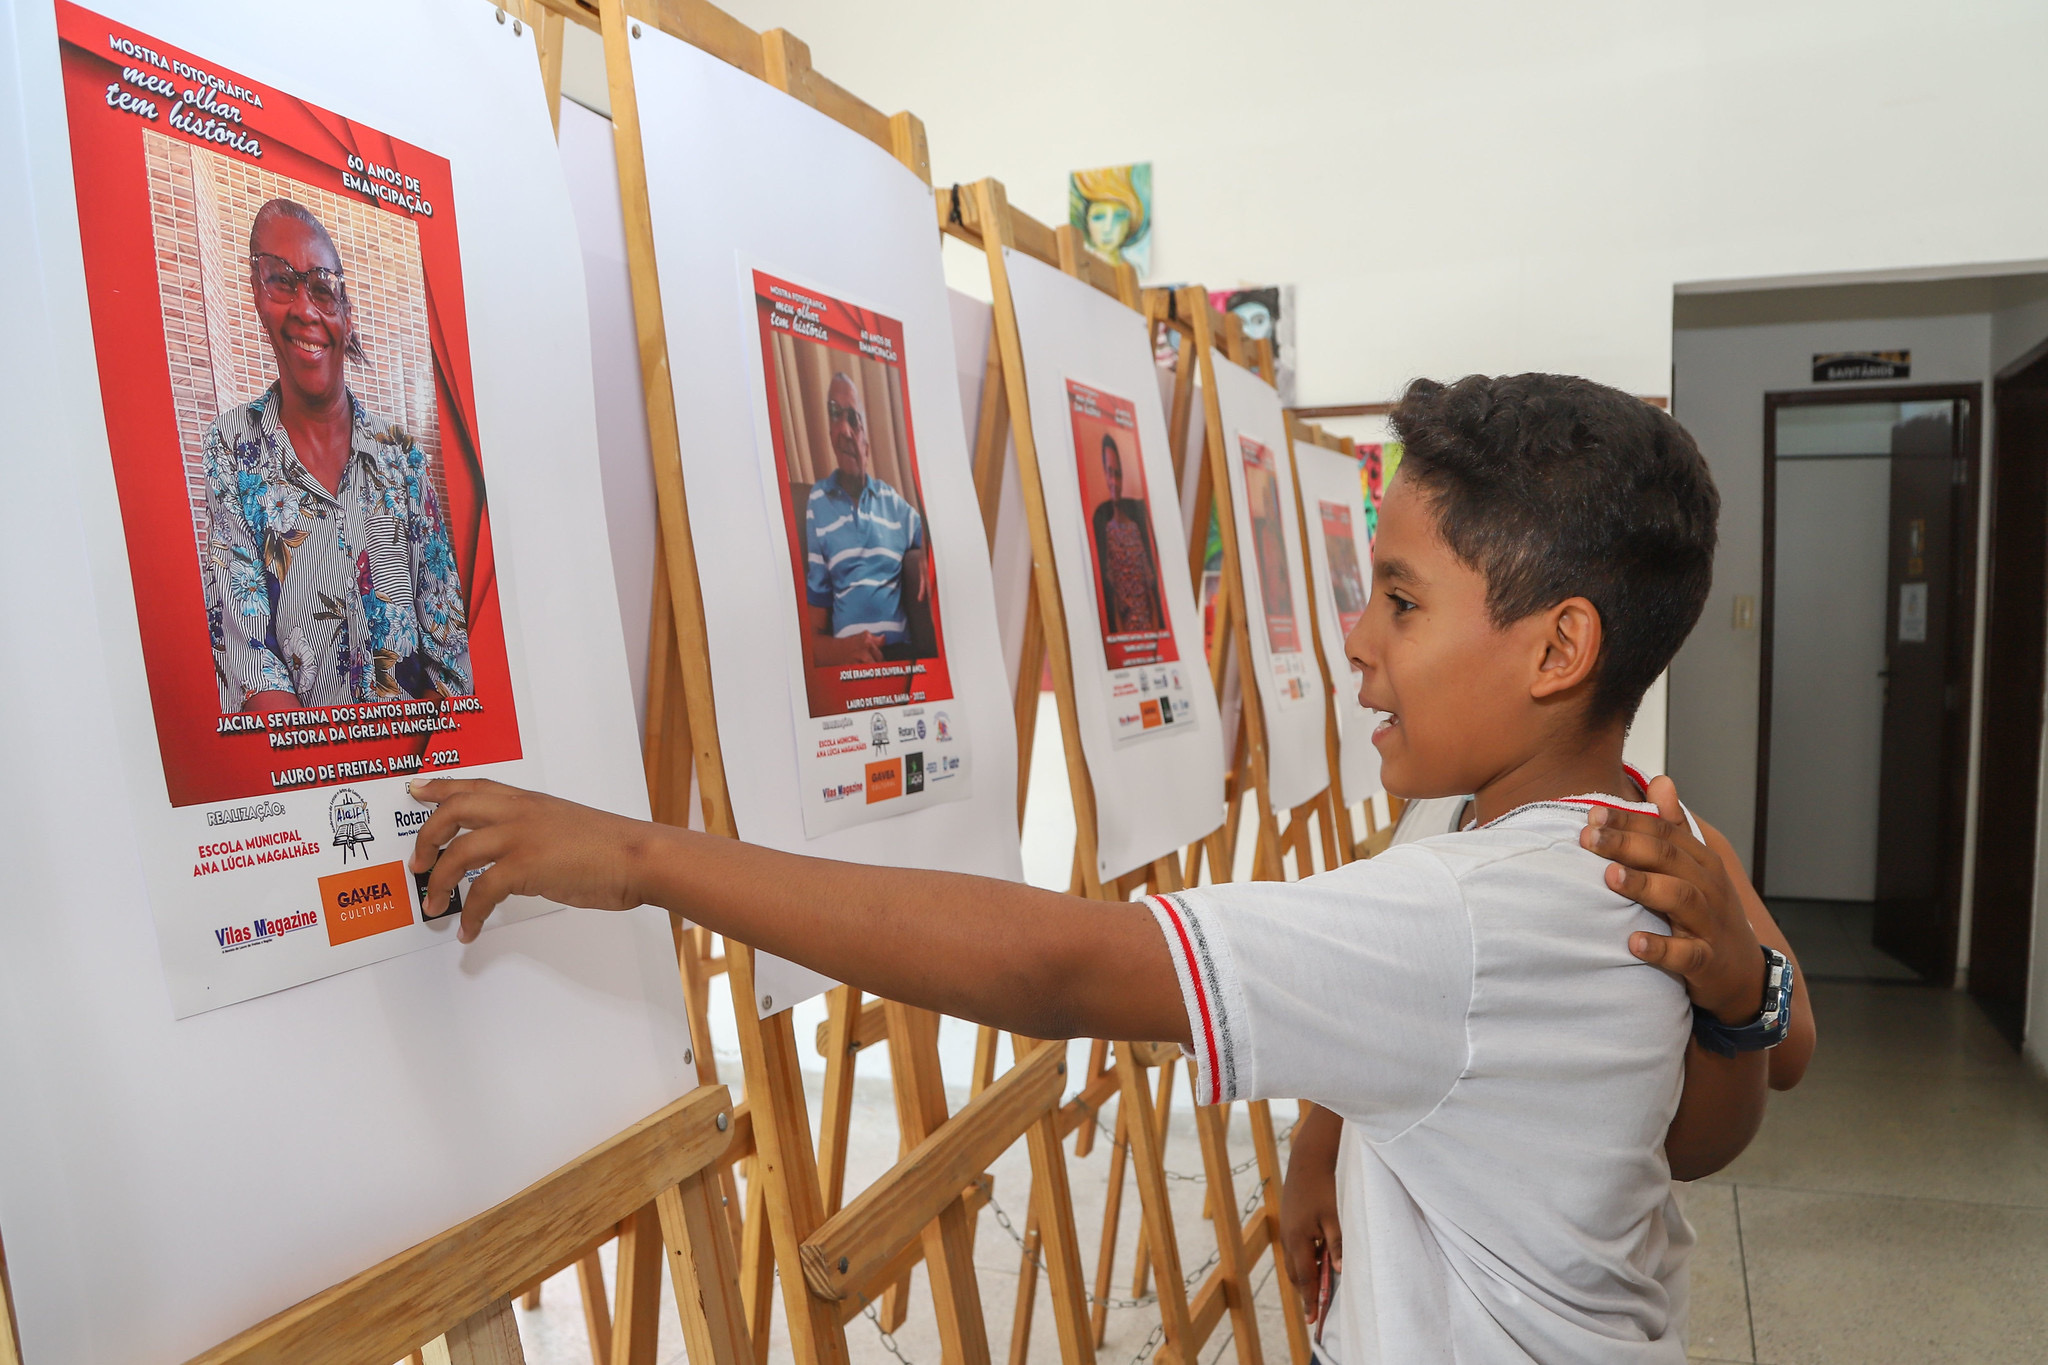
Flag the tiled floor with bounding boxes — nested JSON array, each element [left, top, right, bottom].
[[1766, 899, 1921, 982], [1687, 981, 2048, 1364], [515, 982, 2048, 1365]]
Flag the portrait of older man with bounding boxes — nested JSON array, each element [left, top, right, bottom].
[[201, 197, 472, 712], [802, 371, 929, 666]]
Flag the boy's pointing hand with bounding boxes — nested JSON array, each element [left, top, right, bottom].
[[1580, 776, 1765, 1025], [406, 778, 660, 944]]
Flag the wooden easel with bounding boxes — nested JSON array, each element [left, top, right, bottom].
[[1283, 416, 1399, 863], [940, 179, 1309, 1365], [183, 1085, 749, 1365], [555, 6, 1101, 1365], [1156, 288, 1343, 887]]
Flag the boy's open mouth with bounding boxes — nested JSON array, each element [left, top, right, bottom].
[[1372, 712, 1400, 743]]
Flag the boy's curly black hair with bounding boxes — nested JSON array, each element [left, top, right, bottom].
[[1389, 374, 1719, 724]]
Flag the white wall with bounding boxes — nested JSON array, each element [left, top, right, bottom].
[[633, 0, 2048, 413]]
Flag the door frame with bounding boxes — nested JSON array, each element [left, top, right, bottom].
[[1755, 384, 1982, 978]]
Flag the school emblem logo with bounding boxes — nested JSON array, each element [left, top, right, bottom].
[[329, 788, 374, 863], [870, 714, 890, 753]]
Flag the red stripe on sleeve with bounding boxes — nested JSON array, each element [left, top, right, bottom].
[[1152, 895, 1223, 1105]]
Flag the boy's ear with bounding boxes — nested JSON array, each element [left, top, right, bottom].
[[1528, 596, 1603, 701]]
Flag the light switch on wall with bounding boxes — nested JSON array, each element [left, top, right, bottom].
[[1732, 594, 1756, 630]]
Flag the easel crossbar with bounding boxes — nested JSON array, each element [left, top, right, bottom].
[[184, 1085, 736, 1365], [799, 1043, 1064, 1300]]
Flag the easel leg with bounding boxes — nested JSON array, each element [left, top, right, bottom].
[[973, 1024, 1003, 1096], [576, 1248, 615, 1365], [817, 985, 862, 1214], [1192, 1106, 1264, 1365], [1129, 1056, 1177, 1298], [883, 1001, 992, 1365], [1250, 1099, 1311, 1365], [728, 949, 849, 1365], [611, 1204, 664, 1365], [1115, 1046, 1195, 1365], [424, 1299, 524, 1365], [740, 1156, 776, 1365], [658, 1167, 755, 1365], [1073, 1038, 1109, 1156], [1024, 1104, 1097, 1365], [1007, 1202, 1042, 1365], [1088, 1102, 1130, 1347]]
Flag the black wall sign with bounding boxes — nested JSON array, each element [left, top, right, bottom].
[[1813, 350, 1911, 382]]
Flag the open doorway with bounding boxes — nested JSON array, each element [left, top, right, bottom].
[[1755, 386, 1980, 983]]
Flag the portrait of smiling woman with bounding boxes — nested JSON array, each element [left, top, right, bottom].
[[201, 197, 472, 713]]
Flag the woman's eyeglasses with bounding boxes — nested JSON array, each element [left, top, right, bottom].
[[250, 253, 347, 314]]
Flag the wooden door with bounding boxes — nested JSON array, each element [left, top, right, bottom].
[[1971, 351, 2048, 1044], [1872, 403, 1968, 979]]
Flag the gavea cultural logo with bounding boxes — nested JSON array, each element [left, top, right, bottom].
[[319, 860, 413, 946]]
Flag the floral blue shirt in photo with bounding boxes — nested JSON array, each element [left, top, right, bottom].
[[201, 383, 473, 711]]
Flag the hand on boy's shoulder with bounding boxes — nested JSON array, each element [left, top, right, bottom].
[[1578, 775, 1767, 1026]]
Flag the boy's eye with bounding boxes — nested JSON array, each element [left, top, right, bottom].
[[1385, 592, 1416, 614]]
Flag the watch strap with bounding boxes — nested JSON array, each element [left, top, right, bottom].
[[1691, 945, 1794, 1059]]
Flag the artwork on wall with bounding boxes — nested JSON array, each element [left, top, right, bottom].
[[1208, 285, 1295, 405], [1069, 161, 1152, 277], [1357, 439, 1404, 543]]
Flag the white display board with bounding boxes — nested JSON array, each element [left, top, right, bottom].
[[1004, 250, 1225, 880], [623, 28, 1022, 1013], [1209, 356, 1329, 813], [0, 2, 693, 1360], [561, 99, 660, 750], [947, 289, 1032, 696], [1292, 438, 1384, 802]]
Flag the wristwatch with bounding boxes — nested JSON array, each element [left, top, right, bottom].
[[1690, 945, 1794, 1058]]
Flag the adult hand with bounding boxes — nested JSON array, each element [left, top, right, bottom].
[[1580, 775, 1766, 1025], [407, 778, 664, 944]]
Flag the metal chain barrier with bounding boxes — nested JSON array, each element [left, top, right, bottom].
[[1085, 1111, 1280, 1183], [859, 1296, 921, 1365], [979, 1167, 1277, 1365]]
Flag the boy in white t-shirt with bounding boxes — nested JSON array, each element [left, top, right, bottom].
[[409, 372, 1801, 1363]]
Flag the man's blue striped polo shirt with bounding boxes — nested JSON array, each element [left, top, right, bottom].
[[804, 473, 924, 643]]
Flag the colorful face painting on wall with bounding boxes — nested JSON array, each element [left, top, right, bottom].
[[1207, 285, 1296, 406], [1069, 161, 1151, 278], [1356, 441, 1404, 544]]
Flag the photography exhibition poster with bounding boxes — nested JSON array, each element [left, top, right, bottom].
[[749, 269, 972, 833], [56, 1, 538, 1013], [1068, 379, 1196, 745]]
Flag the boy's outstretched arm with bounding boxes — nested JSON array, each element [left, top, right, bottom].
[[406, 778, 1192, 1047]]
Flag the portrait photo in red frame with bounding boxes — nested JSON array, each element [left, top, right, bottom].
[[56, 0, 520, 809], [751, 269, 956, 719]]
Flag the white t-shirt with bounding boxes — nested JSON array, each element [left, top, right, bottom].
[[1148, 789, 1695, 1364]]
